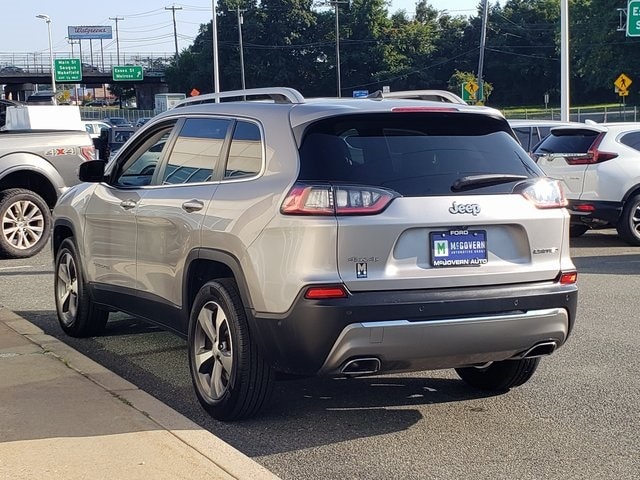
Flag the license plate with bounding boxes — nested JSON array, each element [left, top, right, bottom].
[[430, 229, 487, 267]]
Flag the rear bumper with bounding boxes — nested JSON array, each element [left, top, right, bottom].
[[568, 199, 622, 226], [250, 281, 578, 376]]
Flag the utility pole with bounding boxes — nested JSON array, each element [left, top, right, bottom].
[[165, 5, 183, 61], [329, 1, 348, 97], [477, 0, 489, 105], [110, 16, 124, 65], [560, 0, 569, 121], [237, 5, 246, 90], [211, 0, 220, 97]]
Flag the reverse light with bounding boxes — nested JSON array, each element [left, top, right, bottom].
[[304, 285, 348, 299], [281, 183, 398, 216], [520, 178, 567, 209], [559, 271, 578, 284]]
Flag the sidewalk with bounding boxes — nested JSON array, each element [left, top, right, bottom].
[[0, 308, 280, 480]]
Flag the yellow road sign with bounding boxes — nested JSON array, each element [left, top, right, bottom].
[[465, 81, 479, 95], [614, 73, 632, 91], [619, 89, 629, 97]]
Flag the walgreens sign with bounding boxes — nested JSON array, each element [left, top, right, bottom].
[[68, 26, 113, 40]]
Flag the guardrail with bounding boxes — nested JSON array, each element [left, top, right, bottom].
[[503, 105, 638, 123]]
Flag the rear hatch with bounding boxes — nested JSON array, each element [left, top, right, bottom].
[[532, 125, 607, 198], [293, 111, 569, 291]]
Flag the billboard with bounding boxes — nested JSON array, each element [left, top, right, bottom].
[[68, 26, 113, 40]]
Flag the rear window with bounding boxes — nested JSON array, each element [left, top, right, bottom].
[[298, 113, 541, 196], [533, 129, 599, 156]]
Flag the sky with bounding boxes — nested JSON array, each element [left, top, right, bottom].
[[0, 1, 480, 62]]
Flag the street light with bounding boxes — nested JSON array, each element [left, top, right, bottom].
[[36, 14, 57, 104]]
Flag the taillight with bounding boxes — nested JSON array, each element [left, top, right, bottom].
[[281, 183, 398, 216], [520, 178, 567, 208], [304, 285, 348, 299], [565, 133, 617, 165], [80, 145, 95, 161], [559, 271, 578, 284]]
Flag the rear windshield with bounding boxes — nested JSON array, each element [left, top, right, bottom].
[[533, 129, 599, 155], [298, 113, 541, 196]]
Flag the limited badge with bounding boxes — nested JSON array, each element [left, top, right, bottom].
[[356, 262, 367, 278]]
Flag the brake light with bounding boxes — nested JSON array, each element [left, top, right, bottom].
[[80, 145, 95, 161], [565, 133, 617, 165], [304, 285, 348, 299], [559, 271, 578, 284], [391, 106, 459, 113], [281, 183, 398, 216], [520, 178, 567, 208], [573, 204, 595, 212]]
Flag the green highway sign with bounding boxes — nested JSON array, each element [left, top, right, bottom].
[[54, 59, 82, 82], [627, 0, 640, 36], [112, 65, 144, 81]]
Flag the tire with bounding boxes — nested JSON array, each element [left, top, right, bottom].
[[188, 279, 274, 421], [569, 224, 589, 238], [0, 188, 52, 258], [54, 238, 109, 337], [617, 194, 640, 245], [455, 357, 541, 391]]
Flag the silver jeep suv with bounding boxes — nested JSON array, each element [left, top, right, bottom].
[[52, 88, 578, 421]]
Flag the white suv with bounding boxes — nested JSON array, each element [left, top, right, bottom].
[[532, 122, 640, 243], [52, 87, 578, 420]]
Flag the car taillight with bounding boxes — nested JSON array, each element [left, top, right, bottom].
[[565, 133, 617, 165], [520, 178, 567, 209], [281, 183, 398, 216], [81, 145, 95, 161]]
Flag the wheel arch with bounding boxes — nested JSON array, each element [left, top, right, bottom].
[[183, 248, 256, 327], [622, 184, 640, 205], [0, 169, 59, 208], [52, 219, 78, 258]]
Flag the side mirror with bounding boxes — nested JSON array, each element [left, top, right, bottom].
[[79, 160, 107, 183]]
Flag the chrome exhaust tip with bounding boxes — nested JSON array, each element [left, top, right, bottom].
[[340, 357, 381, 376], [520, 341, 558, 359]]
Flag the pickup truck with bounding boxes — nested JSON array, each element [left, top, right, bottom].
[[0, 129, 95, 258]]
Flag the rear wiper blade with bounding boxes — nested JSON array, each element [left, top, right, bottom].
[[451, 174, 529, 192]]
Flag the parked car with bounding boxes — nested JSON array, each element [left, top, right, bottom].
[[82, 120, 111, 139], [532, 121, 640, 243], [52, 87, 578, 421], [0, 65, 24, 74], [134, 116, 153, 128], [103, 116, 133, 127], [507, 119, 578, 153]]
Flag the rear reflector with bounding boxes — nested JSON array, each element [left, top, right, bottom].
[[573, 204, 595, 212], [559, 271, 578, 284], [304, 285, 348, 299]]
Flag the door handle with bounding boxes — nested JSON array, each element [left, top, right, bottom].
[[120, 200, 137, 210], [182, 200, 204, 213]]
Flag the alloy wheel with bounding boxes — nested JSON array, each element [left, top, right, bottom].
[[1, 199, 45, 250], [56, 251, 79, 326], [193, 301, 233, 400]]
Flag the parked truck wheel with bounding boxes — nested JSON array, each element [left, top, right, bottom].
[[0, 188, 52, 259]]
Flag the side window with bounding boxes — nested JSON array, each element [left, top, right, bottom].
[[512, 127, 531, 151], [161, 118, 231, 185], [224, 121, 262, 179], [114, 128, 173, 187], [620, 131, 640, 151]]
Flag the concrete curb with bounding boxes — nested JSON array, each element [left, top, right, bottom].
[[0, 308, 280, 480]]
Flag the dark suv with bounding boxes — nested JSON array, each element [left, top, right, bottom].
[[52, 87, 578, 420]]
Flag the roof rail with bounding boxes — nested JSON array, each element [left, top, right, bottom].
[[174, 87, 305, 108], [366, 89, 466, 105]]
